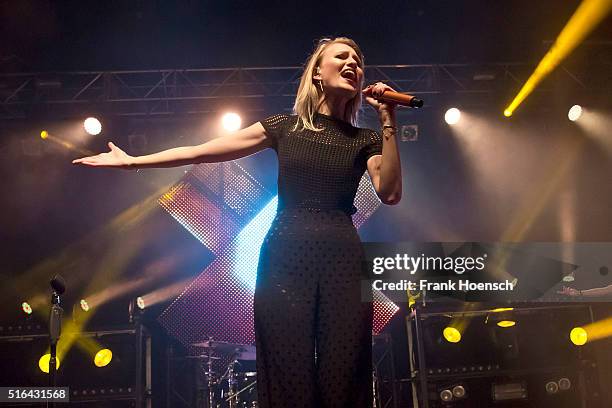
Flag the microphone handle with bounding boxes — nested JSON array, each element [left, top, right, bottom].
[[378, 90, 424, 108]]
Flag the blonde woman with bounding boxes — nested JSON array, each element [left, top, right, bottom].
[[74, 37, 402, 407]]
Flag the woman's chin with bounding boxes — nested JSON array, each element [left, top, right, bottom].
[[328, 85, 359, 100]]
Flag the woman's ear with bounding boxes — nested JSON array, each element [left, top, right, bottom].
[[313, 67, 322, 81]]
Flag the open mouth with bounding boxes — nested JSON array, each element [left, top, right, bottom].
[[341, 69, 357, 83]]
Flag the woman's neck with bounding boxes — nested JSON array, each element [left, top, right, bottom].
[[317, 96, 348, 121]]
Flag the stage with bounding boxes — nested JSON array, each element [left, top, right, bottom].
[[1, 1, 612, 406]]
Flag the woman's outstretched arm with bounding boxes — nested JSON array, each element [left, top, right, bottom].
[[73, 122, 270, 169]]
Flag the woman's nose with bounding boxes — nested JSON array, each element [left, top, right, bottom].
[[346, 59, 358, 68]]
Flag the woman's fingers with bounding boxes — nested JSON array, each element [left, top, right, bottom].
[[73, 153, 103, 165], [73, 143, 122, 166], [364, 82, 394, 94], [72, 156, 93, 164], [373, 83, 395, 97]]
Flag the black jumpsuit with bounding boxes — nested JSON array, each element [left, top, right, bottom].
[[255, 113, 382, 408]]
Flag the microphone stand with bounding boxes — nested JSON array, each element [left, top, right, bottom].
[[49, 290, 62, 387], [48, 276, 65, 408]]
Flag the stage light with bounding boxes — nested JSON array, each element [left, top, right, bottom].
[[40, 130, 49, 140], [232, 196, 278, 289], [443, 326, 461, 343], [452, 385, 466, 398], [440, 389, 453, 402], [444, 108, 461, 125], [545, 381, 559, 394], [559, 377, 571, 391], [570, 327, 588, 346], [38, 353, 61, 373], [221, 112, 242, 132], [84, 117, 102, 135], [497, 320, 516, 328], [136, 296, 145, 310], [93, 348, 113, 367], [80, 299, 90, 312], [568, 105, 583, 122], [21, 301, 32, 315]]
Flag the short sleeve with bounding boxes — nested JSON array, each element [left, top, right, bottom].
[[363, 129, 383, 161], [260, 114, 289, 150]]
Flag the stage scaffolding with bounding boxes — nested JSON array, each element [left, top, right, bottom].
[[0, 61, 606, 120]]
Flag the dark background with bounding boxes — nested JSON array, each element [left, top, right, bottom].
[[2, 0, 610, 70]]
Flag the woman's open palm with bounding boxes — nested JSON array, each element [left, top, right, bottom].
[[72, 142, 132, 168]]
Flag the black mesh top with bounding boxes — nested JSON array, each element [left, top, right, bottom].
[[260, 113, 383, 215]]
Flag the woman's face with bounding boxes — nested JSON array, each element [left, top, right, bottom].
[[315, 42, 364, 99]]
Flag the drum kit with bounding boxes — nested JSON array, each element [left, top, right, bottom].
[[187, 337, 383, 407], [189, 338, 258, 408]]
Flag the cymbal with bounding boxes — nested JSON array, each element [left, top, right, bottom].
[[185, 355, 221, 360], [192, 340, 255, 354]]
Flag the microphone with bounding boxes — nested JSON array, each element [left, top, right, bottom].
[[373, 90, 424, 108], [50, 274, 66, 295]]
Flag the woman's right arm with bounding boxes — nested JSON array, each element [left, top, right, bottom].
[[72, 121, 270, 169]]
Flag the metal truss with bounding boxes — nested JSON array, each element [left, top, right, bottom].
[[0, 62, 604, 119]]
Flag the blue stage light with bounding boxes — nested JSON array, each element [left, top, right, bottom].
[[231, 196, 278, 289]]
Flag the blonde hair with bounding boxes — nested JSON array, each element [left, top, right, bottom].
[[293, 37, 365, 131]]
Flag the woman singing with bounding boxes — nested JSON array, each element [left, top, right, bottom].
[[74, 37, 402, 407]]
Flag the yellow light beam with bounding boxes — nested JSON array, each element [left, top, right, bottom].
[[501, 136, 583, 242], [505, 0, 612, 116], [582, 316, 612, 343], [485, 136, 585, 277], [11, 185, 169, 298], [39, 131, 93, 156], [22, 188, 171, 366]]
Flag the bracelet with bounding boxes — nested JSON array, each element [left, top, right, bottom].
[[382, 125, 396, 131]]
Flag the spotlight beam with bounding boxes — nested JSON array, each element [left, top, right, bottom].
[[504, 0, 612, 116], [40, 131, 93, 156], [582, 316, 612, 343]]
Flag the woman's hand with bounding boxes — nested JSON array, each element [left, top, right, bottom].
[[557, 286, 581, 297], [72, 142, 133, 169], [362, 82, 397, 116]]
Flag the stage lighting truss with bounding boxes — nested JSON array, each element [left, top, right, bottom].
[[0, 62, 601, 119]]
